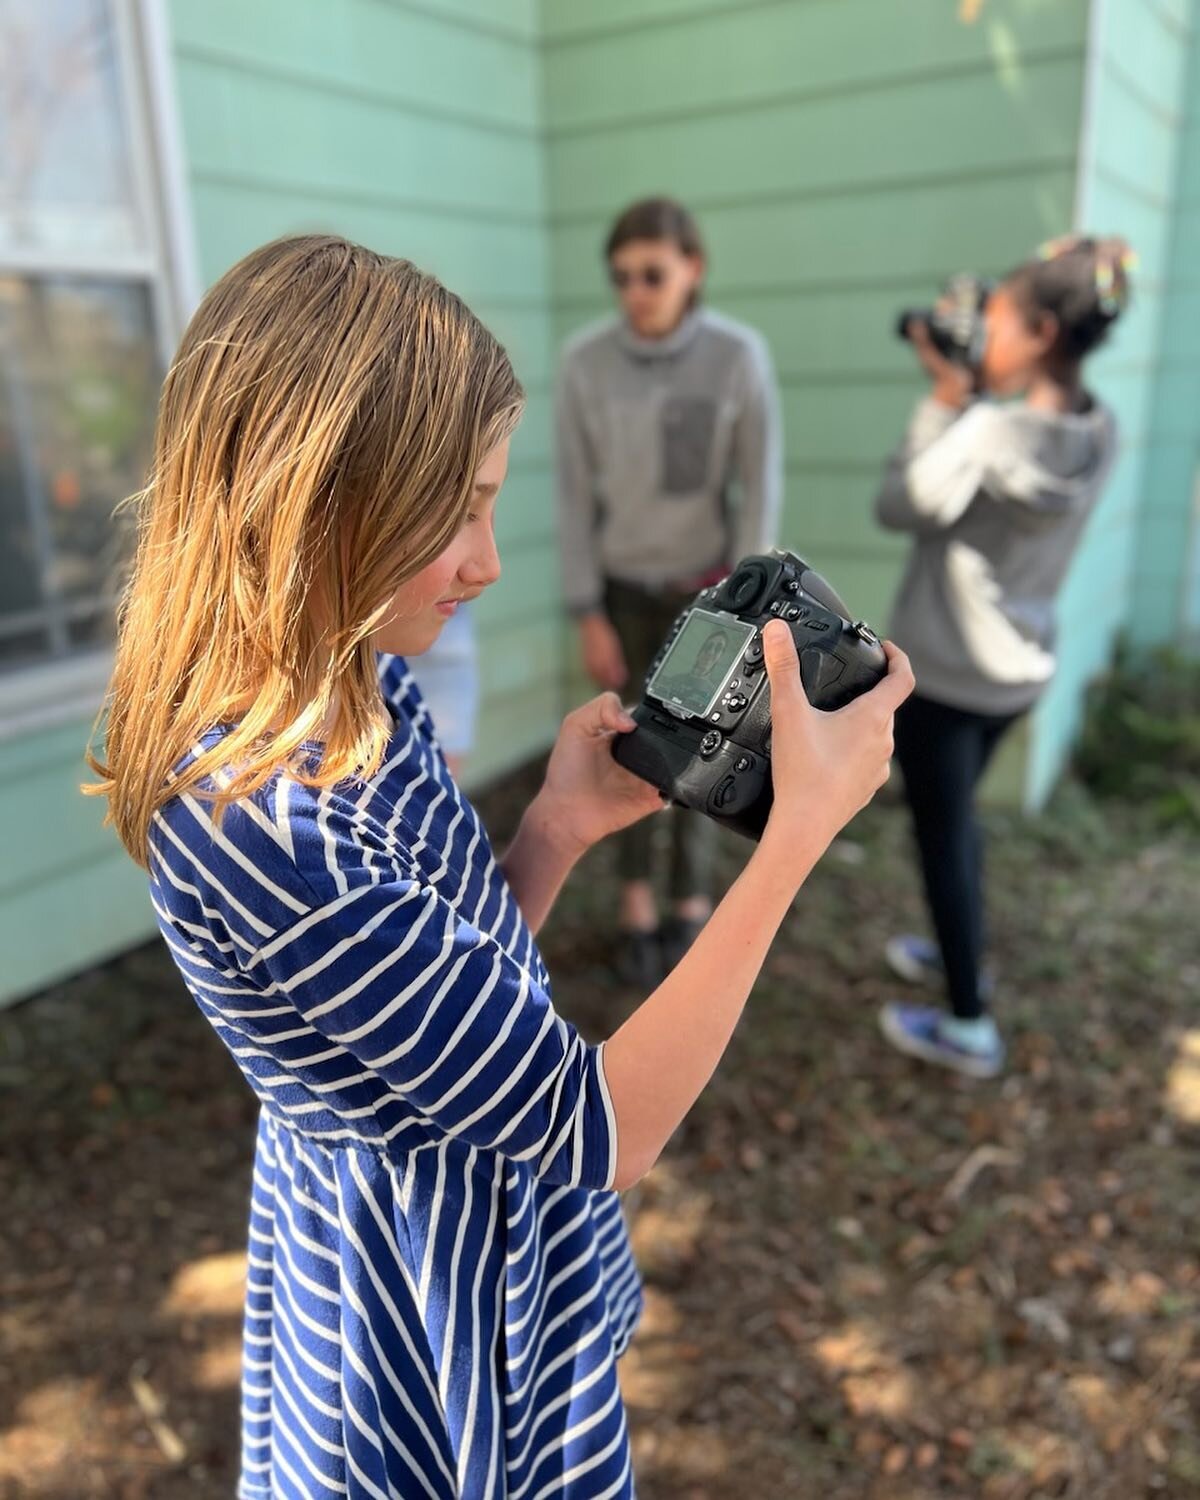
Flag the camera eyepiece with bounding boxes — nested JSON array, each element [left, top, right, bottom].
[[720, 561, 769, 613]]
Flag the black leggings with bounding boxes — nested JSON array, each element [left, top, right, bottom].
[[893, 693, 1021, 1020]]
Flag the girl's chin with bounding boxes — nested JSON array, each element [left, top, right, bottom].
[[373, 615, 445, 657]]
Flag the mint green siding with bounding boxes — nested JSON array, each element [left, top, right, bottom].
[[543, 0, 1089, 801], [168, 0, 559, 788], [1027, 0, 1198, 805], [1136, 7, 1200, 641], [5, 0, 1200, 1009], [0, 723, 151, 1003]]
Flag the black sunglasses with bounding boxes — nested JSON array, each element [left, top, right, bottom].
[[609, 265, 668, 291]]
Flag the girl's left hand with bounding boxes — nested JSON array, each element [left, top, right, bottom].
[[908, 319, 976, 409], [535, 694, 665, 854]]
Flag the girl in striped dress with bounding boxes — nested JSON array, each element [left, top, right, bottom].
[[88, 234, 911, 1499]]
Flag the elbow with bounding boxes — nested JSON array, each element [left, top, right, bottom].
[[611, 1143, 659, 1193]]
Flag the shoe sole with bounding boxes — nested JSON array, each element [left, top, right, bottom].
[[878, 1008, 1004, 1080]]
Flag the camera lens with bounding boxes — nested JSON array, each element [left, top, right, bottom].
[[722, 562, 768, 613]]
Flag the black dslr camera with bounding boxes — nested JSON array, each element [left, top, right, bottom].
[[613, 551, 887, 840], [896, 272, 992, 367]]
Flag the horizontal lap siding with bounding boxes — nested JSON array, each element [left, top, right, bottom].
[[0, 0, 554, 1010], [1138, 12, 1200, 641], [170, 0, 558, 788], [1028, 0, 1198, 807], [0, 722, 155, 1004], [542, 0, 1089, 802]]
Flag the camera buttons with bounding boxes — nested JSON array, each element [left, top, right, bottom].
[[711, 775, 740, 810], [700, 730, 723, 758], [726, 693, 748, 713]]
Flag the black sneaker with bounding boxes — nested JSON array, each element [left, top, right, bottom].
[[616, 928, 665, 990]]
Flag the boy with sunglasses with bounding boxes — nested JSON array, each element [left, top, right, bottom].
[[555, 196, 784, 985]]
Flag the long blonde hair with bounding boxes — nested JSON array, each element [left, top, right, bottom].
[[86, 234, 524, 867]]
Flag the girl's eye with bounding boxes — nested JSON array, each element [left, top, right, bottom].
[[464, 512, 479, 525]]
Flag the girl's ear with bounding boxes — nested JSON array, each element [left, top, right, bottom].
[[1034, 309, 1061, 357], [685, 252, 706, 288]]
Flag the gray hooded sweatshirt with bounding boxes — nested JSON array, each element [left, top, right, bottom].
[[876, 395, 1117, 716], [555, 308, 783, 614]]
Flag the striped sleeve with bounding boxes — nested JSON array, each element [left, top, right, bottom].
[[249, 877, 618, 1191]]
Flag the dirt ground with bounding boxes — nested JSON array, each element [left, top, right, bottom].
[[2, 771, 1198, 1499]]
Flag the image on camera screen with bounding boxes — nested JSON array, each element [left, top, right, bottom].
[[646, 607, 756, 719]]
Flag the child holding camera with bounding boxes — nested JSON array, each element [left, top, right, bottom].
[[89, 235, 910, 1498], [876, 235, 1133, 1078]]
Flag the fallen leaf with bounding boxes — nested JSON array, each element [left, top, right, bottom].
[[1089, 1212, 1114, 1241], [775, 1309, 812, 1347], [882, 1444, 909, 1475], [1144, 1431, 1169, 1464], [1018, 1297, 1071, 1346]]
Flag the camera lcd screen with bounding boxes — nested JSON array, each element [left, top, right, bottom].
[[646, 608, 756, 719]]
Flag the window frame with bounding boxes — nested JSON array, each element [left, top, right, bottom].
[[0, 0, 198, 744]]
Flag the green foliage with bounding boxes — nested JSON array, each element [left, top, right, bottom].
[[1074, 640, 1200, 829]]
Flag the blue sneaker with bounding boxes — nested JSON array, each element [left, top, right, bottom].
[[885, 935, 995, 1001], [885, 934, 944, 986], [879, 1003, 1006, 1079]]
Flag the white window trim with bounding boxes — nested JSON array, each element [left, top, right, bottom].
[[0, 0, 199, 743]]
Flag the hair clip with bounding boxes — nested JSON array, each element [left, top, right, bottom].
[[1036, 234, 1082, 261], [1096, 243, 1136, 315]]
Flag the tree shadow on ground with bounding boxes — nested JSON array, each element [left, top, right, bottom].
[[537, 783, 1200, 1499], [1, 773, 1197, 1498]]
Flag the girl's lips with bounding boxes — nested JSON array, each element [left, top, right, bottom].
[[435, 599, 459, 617]]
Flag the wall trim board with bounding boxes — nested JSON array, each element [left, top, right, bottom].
[[539, 0, 1070, 50], [176, 38, 540, 140], [1142, 0, 1196, 43], [374, 0, 535, 47], [1091, 163, 1175, 214], [1101, 53, 1187, 133], [548, 156, 1078, 230], [550, 266, 1060, 318], [188, 168, 546, 229], [545, 45, 1084, 142]]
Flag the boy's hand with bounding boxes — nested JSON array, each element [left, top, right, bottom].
[[579, 613, 629, 691]]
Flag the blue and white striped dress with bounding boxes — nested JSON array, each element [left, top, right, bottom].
[[149, 658, 642, 1499]]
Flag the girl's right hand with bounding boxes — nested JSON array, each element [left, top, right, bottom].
[[760, 620, 914, 872]]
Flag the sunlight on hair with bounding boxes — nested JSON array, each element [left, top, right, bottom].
[[85, 234, 523, 867]]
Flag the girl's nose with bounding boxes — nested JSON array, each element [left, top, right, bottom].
[[461, 529, 501, 590]]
